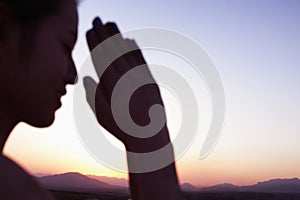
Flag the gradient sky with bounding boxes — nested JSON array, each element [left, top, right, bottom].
[[4, 0, 300, 187]]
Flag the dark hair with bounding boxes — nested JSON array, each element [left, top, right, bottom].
[[0, 0, 77, 58], [2, 0, 67, 22]]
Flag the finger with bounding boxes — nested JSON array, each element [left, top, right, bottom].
[[86, 17, 104, 51], [86, 28, 109, 80], [87, 19, 117, 83], [94, 21, 129, 96], [86, 29, 99, 51], [83, 76, 98, 115], [83, 77, 124, 141], [90, 18, 122, 87], [105, 22, 121, 36], [100, 60, 124, 98], [120, 39, 149, 76], [93, 16, 103, 26], [123, 39, 140, 67], [124, 39, 157, 83], [93, 20, 125, 63], [127, 39, 147, 65], [93, 17, 111, 42], [83, 78, 115, 136], [90, 19, 137, 98], [104, 23, 136, 76]]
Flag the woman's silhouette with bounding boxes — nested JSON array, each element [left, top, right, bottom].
[[0, 0, 184, 199]]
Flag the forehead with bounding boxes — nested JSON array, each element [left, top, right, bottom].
[[46, 1, 78, 32]]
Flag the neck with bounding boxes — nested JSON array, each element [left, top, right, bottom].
[[0, 110, 18, 153]]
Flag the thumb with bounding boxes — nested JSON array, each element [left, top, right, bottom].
[[83, 76, 97, 115]]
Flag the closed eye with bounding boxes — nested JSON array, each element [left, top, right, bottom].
[[62, 29, 77, 56], [64, 42, 73, 54]]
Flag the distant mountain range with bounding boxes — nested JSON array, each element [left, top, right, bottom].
[[35, 172, 300, 194], [87, 174, 128, 187], [200, 178, 300, 193], [36, 172, 128, 195], [181, 183, 199, 192]]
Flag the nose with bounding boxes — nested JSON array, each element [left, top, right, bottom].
[[66, 58, 78, 85]]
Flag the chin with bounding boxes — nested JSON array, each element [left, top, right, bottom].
[[24, 111, 56, 128]]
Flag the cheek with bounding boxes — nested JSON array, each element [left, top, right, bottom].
[[18, 42, 68, 122], [1, 25, 69, 126], [29, 41, 68, 87]]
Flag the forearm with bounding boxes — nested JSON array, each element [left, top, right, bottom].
[[128, 156, 184, 200], [126, 128, 184, 200]]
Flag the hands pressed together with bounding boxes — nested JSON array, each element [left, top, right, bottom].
[[83, 17, 184, 200], [84, 17, 171, 153]]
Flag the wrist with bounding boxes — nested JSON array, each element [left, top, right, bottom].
[[125, 125, 171, 153], [126, 141, 175, 173]]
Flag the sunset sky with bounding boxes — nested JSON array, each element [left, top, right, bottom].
[[4, 0, 300, 187]]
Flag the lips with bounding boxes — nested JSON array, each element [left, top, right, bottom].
[[54, 89, 66, 109], [56, 88, 67, 101], [61, 89, 67, 96]]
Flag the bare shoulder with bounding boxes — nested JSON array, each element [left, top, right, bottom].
[[0, 155, 55, 200]]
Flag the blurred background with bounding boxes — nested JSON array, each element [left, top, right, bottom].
[[4, 0, 300, 187]]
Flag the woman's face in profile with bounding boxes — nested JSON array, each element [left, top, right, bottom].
[[1, 1, 78, 127]]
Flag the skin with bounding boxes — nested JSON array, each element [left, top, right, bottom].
[[85, 18, 184, 200], [0, 1, 78, 199], [0, 1, 184, 199]]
